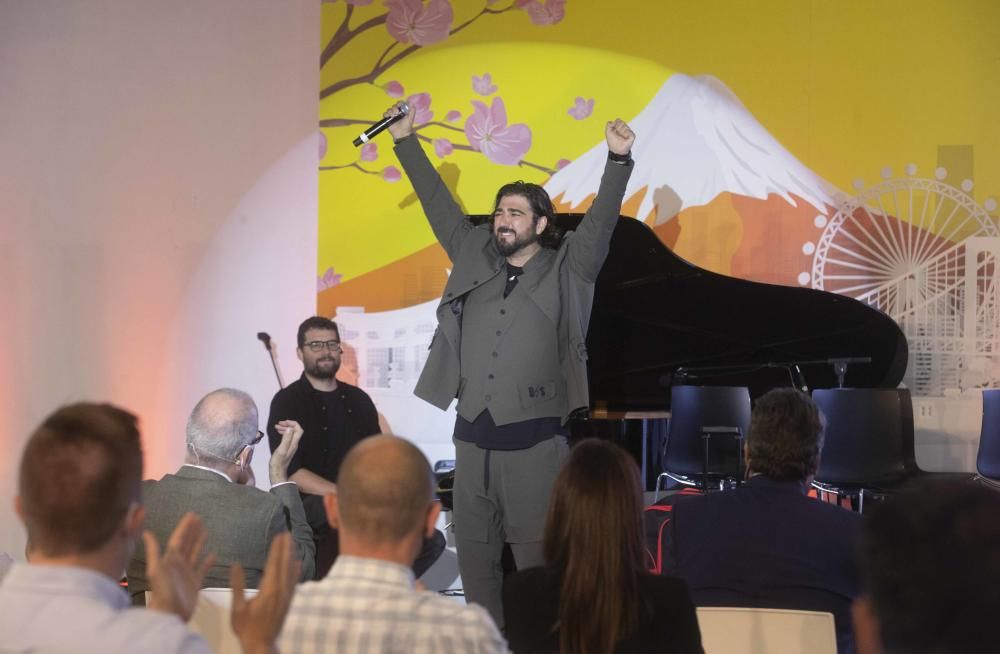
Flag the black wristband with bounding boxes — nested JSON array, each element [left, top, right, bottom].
[[607, 150, 632, 165]]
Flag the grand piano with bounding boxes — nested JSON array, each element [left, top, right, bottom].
[[555, 213, 909, 487]]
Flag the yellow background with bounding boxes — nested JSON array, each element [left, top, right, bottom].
[[319, 0, 1000, 289]]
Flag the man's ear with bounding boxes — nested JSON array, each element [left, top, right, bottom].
[[124, 503, 146, 540], [296, 347, 304, 363], [535, 215, 549, 236], [425, 501, 441, 538], [323, 491, 339, 530]]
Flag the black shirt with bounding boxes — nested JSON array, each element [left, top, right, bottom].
[[267, 374, 380, 483]]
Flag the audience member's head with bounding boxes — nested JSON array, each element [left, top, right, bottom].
[[17, 403, 143, 559], [185, 388, 260, 476], [745, 387, 824, 482], [854, 480, 1000, 654], [543, 439, 644, 654], [325, 435, 438, 563]]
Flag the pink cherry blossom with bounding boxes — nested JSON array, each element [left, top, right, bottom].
[[406, 92, 433, 125], [472, 73, 498, 96], [385, 0, 453, 46], [384, 80, 405, 98], [516, 0, 565, 25], [555, 158, 571, 170], [360, 142, 378, 162], [318, 131, 328, 160], [322, 0, 373, 4], [567, 97, 594, 120], [464, 97, 532, 166], [445, 110, 461, 122], [382, 165, 402, 182], [434, 138, 454, 158], [317, 267, 342, 292]]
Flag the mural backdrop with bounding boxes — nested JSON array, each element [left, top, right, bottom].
[[316, 0, 1000, 467]]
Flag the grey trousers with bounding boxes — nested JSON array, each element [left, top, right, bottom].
[[453, 436, 569, 629]]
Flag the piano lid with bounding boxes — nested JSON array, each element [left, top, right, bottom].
[[583, 214, 908, 410]]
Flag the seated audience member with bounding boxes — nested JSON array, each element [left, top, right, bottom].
[[853, 480, 1000, 654], [504, 439, 704, 654], [127, 388, 314, 601], [0, 402, 297, 653], [664, 387, 861, 653], [267, 316, 445, 580], [279, 434, 508, 653]]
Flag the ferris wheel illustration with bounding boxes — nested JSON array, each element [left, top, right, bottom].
[[808, 165, 1000, 395], [811, 166, 998, 300]]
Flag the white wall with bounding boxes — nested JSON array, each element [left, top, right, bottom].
[[0, 0, 319, 558]]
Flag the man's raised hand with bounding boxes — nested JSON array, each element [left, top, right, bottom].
[[230, 532, 300, 654], [145, 512, 215, 621], [269, 420, 303, 484], [385, 101, 415, 141], [605, 118, 635, 156]]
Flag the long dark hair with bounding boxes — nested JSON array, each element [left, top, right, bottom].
[[543, 439, 644, 654]]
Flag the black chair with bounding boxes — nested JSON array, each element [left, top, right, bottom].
[[976, 389, 1000, 487], [657, 385, 751, 495], [812, 388, 972, 512]]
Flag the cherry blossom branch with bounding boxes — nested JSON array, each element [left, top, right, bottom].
[[320, 2, 517, 99], [319, 118, 371, 128], [320, 7, 388, 69], [416, 121, 465, 134], [374, 41, 399, 71], [319, 162, 379, 174]]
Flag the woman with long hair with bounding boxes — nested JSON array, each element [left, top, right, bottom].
[[502, 439, 703, 654]]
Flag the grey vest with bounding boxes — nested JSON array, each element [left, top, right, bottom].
[[457, 253, 567, 424]]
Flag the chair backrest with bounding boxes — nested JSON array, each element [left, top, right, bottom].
[[977, 389, 1000, 480], [696, 607, 837, 654], [664, 385, 751, 480], [812, 388, 914, 486], [147, 588, 258, 654]]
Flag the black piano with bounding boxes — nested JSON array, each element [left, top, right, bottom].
[[559, 213, 908, 488]]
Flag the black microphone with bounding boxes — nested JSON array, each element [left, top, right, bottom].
[[352, 102, 410, 147]]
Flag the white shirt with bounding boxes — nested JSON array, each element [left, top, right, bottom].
[[0, 563, 211, 654], [279, 555, 509, 654]]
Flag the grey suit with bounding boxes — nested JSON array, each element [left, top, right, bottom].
[[394, 135, 633, 626], [126, 466, 314, 601]]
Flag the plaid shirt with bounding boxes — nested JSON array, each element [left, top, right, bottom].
[[279, 555, 509, 654]]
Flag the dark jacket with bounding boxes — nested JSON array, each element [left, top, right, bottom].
[[664, 475, 862, 654]]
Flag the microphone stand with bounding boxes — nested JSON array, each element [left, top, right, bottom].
[[257, 332, 286, 389]]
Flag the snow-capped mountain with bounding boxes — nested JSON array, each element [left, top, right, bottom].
[[545, 73, 843, 222]]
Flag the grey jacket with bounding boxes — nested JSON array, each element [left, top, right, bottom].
[[395, 136, 633, 424], [126, 466, 315, 600]]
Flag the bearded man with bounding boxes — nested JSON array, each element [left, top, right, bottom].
[[387, 101, 636, 626], [267, 316, 444, 580]]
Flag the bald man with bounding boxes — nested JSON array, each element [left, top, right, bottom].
[[127, 388, 314, 601], [280, 435, 509, 654]]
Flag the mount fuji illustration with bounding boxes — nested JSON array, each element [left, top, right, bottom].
[[546, 73, 844, 223]]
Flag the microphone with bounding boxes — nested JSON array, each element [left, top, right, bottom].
[[352, 102, 409, 147]]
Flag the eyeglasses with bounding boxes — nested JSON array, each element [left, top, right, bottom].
[[250, 430, 265, 446], [305, 340, 342, 353]]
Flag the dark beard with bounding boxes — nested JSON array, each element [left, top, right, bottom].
[[305, 358, 339, 380], [494, 228, 539, 257]]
